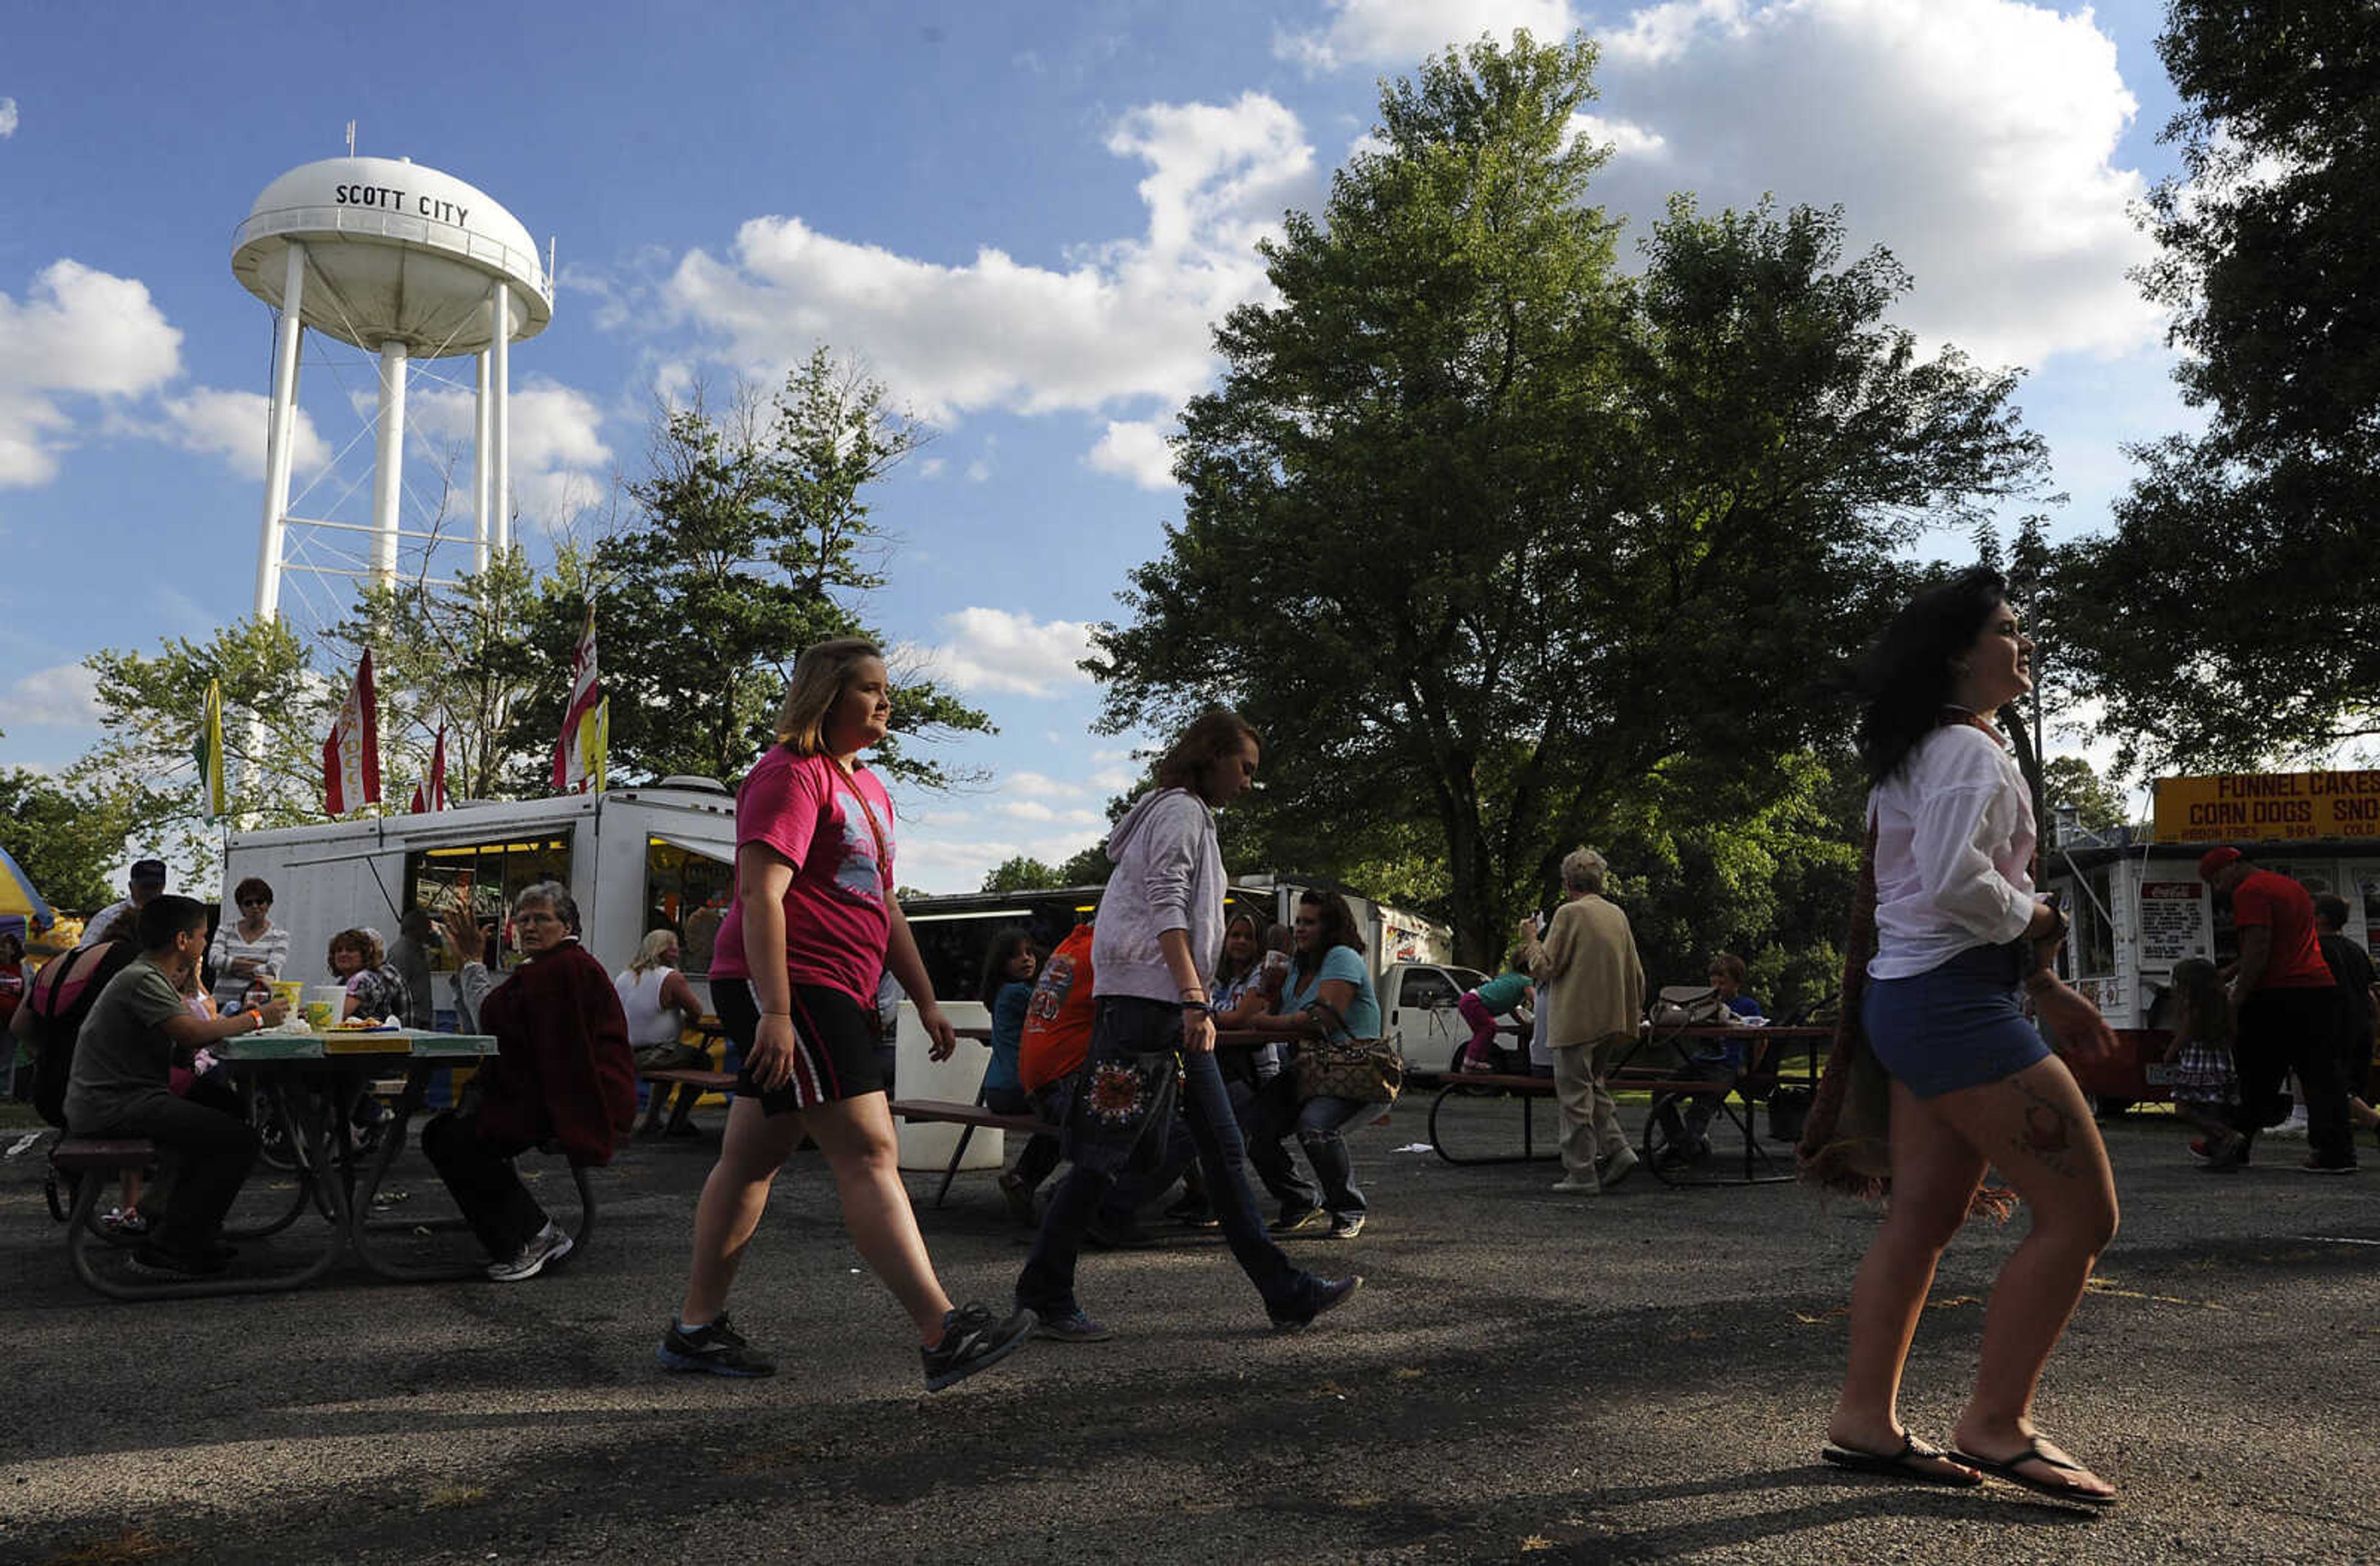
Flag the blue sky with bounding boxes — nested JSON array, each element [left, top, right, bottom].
[[1, 0, 2190, 890]]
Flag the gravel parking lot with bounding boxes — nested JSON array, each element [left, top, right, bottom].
[[2, 1098, 2374, 1564]]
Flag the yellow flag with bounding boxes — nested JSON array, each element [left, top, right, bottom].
[[193, 679, 226, 821], [580, 695, 609, 794]]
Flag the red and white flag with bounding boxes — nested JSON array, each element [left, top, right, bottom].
[[323, 649, 381, 814], [409, 725, 448, 814], [553, 601, 601, 793]]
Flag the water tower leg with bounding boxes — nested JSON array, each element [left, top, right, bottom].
[[473, 348, 492, 574], [252, 242, 307, 621], [371, 338, 408, 586], [490, 283, 512, 557]]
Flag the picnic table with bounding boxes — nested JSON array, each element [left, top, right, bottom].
[[1424, 1024, 1831, 1185], [53, 1029, 511, 1300]]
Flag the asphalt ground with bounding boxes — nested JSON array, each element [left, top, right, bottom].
[[1, 1093, 2375, 1566]]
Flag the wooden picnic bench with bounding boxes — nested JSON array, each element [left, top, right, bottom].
[[888, 1098, 1045, 1207], [1424, 1026, 1828, 1185]]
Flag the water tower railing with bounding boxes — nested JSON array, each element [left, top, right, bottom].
[[232, 205, 555, 305]]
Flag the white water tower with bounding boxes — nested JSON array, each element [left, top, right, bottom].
[[232, 154, 553, 619]]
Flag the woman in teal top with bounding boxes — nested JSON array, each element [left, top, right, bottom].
[[1247, 888, 1382, 1239]]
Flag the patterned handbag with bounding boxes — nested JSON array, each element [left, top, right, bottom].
[[1289, 1000, 1404, 1104]]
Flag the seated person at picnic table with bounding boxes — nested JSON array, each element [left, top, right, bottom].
[[1649, 952, 1765, 1168], [329, 927, 410, 1025], [60, 895, 289, 1276], [432, 882, 638, 1282]]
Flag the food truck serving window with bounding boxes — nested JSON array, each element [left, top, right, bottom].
[[405, 834, 574, 971], [645, 837, 734, 977], [2073, 866, 2117, 979]]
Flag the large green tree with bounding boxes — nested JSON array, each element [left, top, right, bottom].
[[0, 767, 134, 912], [588, 355, 992, 788], [2051, 1, 2380, 771], [1090, 33, 2046, 964]]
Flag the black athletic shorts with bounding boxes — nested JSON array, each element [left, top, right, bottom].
[[721, 977, 886, 1112]]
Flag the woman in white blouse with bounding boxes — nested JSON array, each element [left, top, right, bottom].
[[1822, 569, 2120, 1507]]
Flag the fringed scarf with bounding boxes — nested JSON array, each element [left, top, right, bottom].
[[1796, 712, 2017, 1222]]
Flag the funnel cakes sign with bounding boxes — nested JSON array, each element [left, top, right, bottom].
[[2152, 770, 2380, 843]]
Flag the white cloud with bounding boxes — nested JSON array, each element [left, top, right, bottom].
[[1602, 0, 2161, 367], [1278, 0, 1579, 73], [884, 809, 1113, 894], [408, 376, 613, 526], [0, 662, 100, 727], [994, 799, 1105, 826], [1004, 771, 1088, 801], [1569, 112, 1666, 160], [904, 608, 1096, 698], [0, 260, 183, 486], [1288, 0, 2162, 371], [0, 98, 17, 138], [1086, 419, 1179, 489], [662, 93, 1316, 426], [157, 387, 328, 481]]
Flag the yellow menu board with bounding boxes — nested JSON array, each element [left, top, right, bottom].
[[2153, 771, 2380, 843]]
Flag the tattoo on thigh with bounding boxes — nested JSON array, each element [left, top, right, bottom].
[[2007, 1078, 2078, 1179]]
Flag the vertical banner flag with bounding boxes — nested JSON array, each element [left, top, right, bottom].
[[192, 679, 226, 822], [555, 601, 601, 793], [323, 650, 382, 814], [581, 696, 609, 795], [409, 725, 449, 815]]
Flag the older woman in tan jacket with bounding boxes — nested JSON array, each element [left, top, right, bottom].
[[1517, 848, 1647, 1194]]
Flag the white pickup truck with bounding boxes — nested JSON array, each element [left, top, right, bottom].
[[1376, 961, 1510, 1075]]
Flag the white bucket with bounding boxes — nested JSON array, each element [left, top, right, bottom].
[[893, 1000, 1002, 1172]]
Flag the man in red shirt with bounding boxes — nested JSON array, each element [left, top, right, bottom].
[[2200, 848, 2355, 1172]]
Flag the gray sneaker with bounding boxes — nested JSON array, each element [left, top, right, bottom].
[[922, 1303, 1036, 1391], [656, 1313, 776, 1378], [487, 1221, 572, 1282], [1032, 1308, 1114, 1343]]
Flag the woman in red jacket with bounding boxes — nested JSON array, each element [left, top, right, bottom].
[[431, 882, 637, 1282]]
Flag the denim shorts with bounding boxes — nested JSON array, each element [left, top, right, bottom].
[[1861, 943, 2051, 1100]]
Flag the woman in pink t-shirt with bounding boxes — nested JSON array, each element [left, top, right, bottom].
[[658, 638, 1033, 1392]]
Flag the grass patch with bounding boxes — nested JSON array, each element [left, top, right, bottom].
[[421, 1483, 490, 1510]]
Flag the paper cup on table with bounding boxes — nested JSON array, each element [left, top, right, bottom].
[[269, 980, 304, 1011], [304, 983, 347, 1031]]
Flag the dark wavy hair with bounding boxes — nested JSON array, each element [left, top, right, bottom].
[[1293, 889, 1367, 984], [977, 926, 1036, 1006], [1854, 567, 2011, 786]]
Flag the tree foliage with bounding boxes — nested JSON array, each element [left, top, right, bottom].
[[1090, 33, 2046, 963], [2042, 755, 2133, 835], [981, 855, 1066, 893], [2051, 1, 2380, 770], [592, 355, 992, 788], [0, 767, 136, 912]]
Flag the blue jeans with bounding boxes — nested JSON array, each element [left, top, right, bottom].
[[1255, 1089, 1370, 1218], [1016, 996, 1320, 1320]]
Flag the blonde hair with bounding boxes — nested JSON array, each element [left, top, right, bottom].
[[773, 638, 886, 755], [628, 928, 679, 977]]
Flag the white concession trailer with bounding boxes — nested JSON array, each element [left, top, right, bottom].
[[220, 785, 739, 1003]]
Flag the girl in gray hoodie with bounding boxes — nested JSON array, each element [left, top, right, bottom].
[[1013, 710, 1361, 1340]]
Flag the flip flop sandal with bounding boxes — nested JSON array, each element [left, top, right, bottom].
[[1949, 1437, 2117, 1507], [1820, 1435, 1983, 1488]]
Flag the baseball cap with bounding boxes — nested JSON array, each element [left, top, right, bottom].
[[2197, 847, 2242, 881], [130, 858, 168, 886]]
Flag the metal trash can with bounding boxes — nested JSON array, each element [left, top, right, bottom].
[[1766, 1086, 1812, 1143]]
